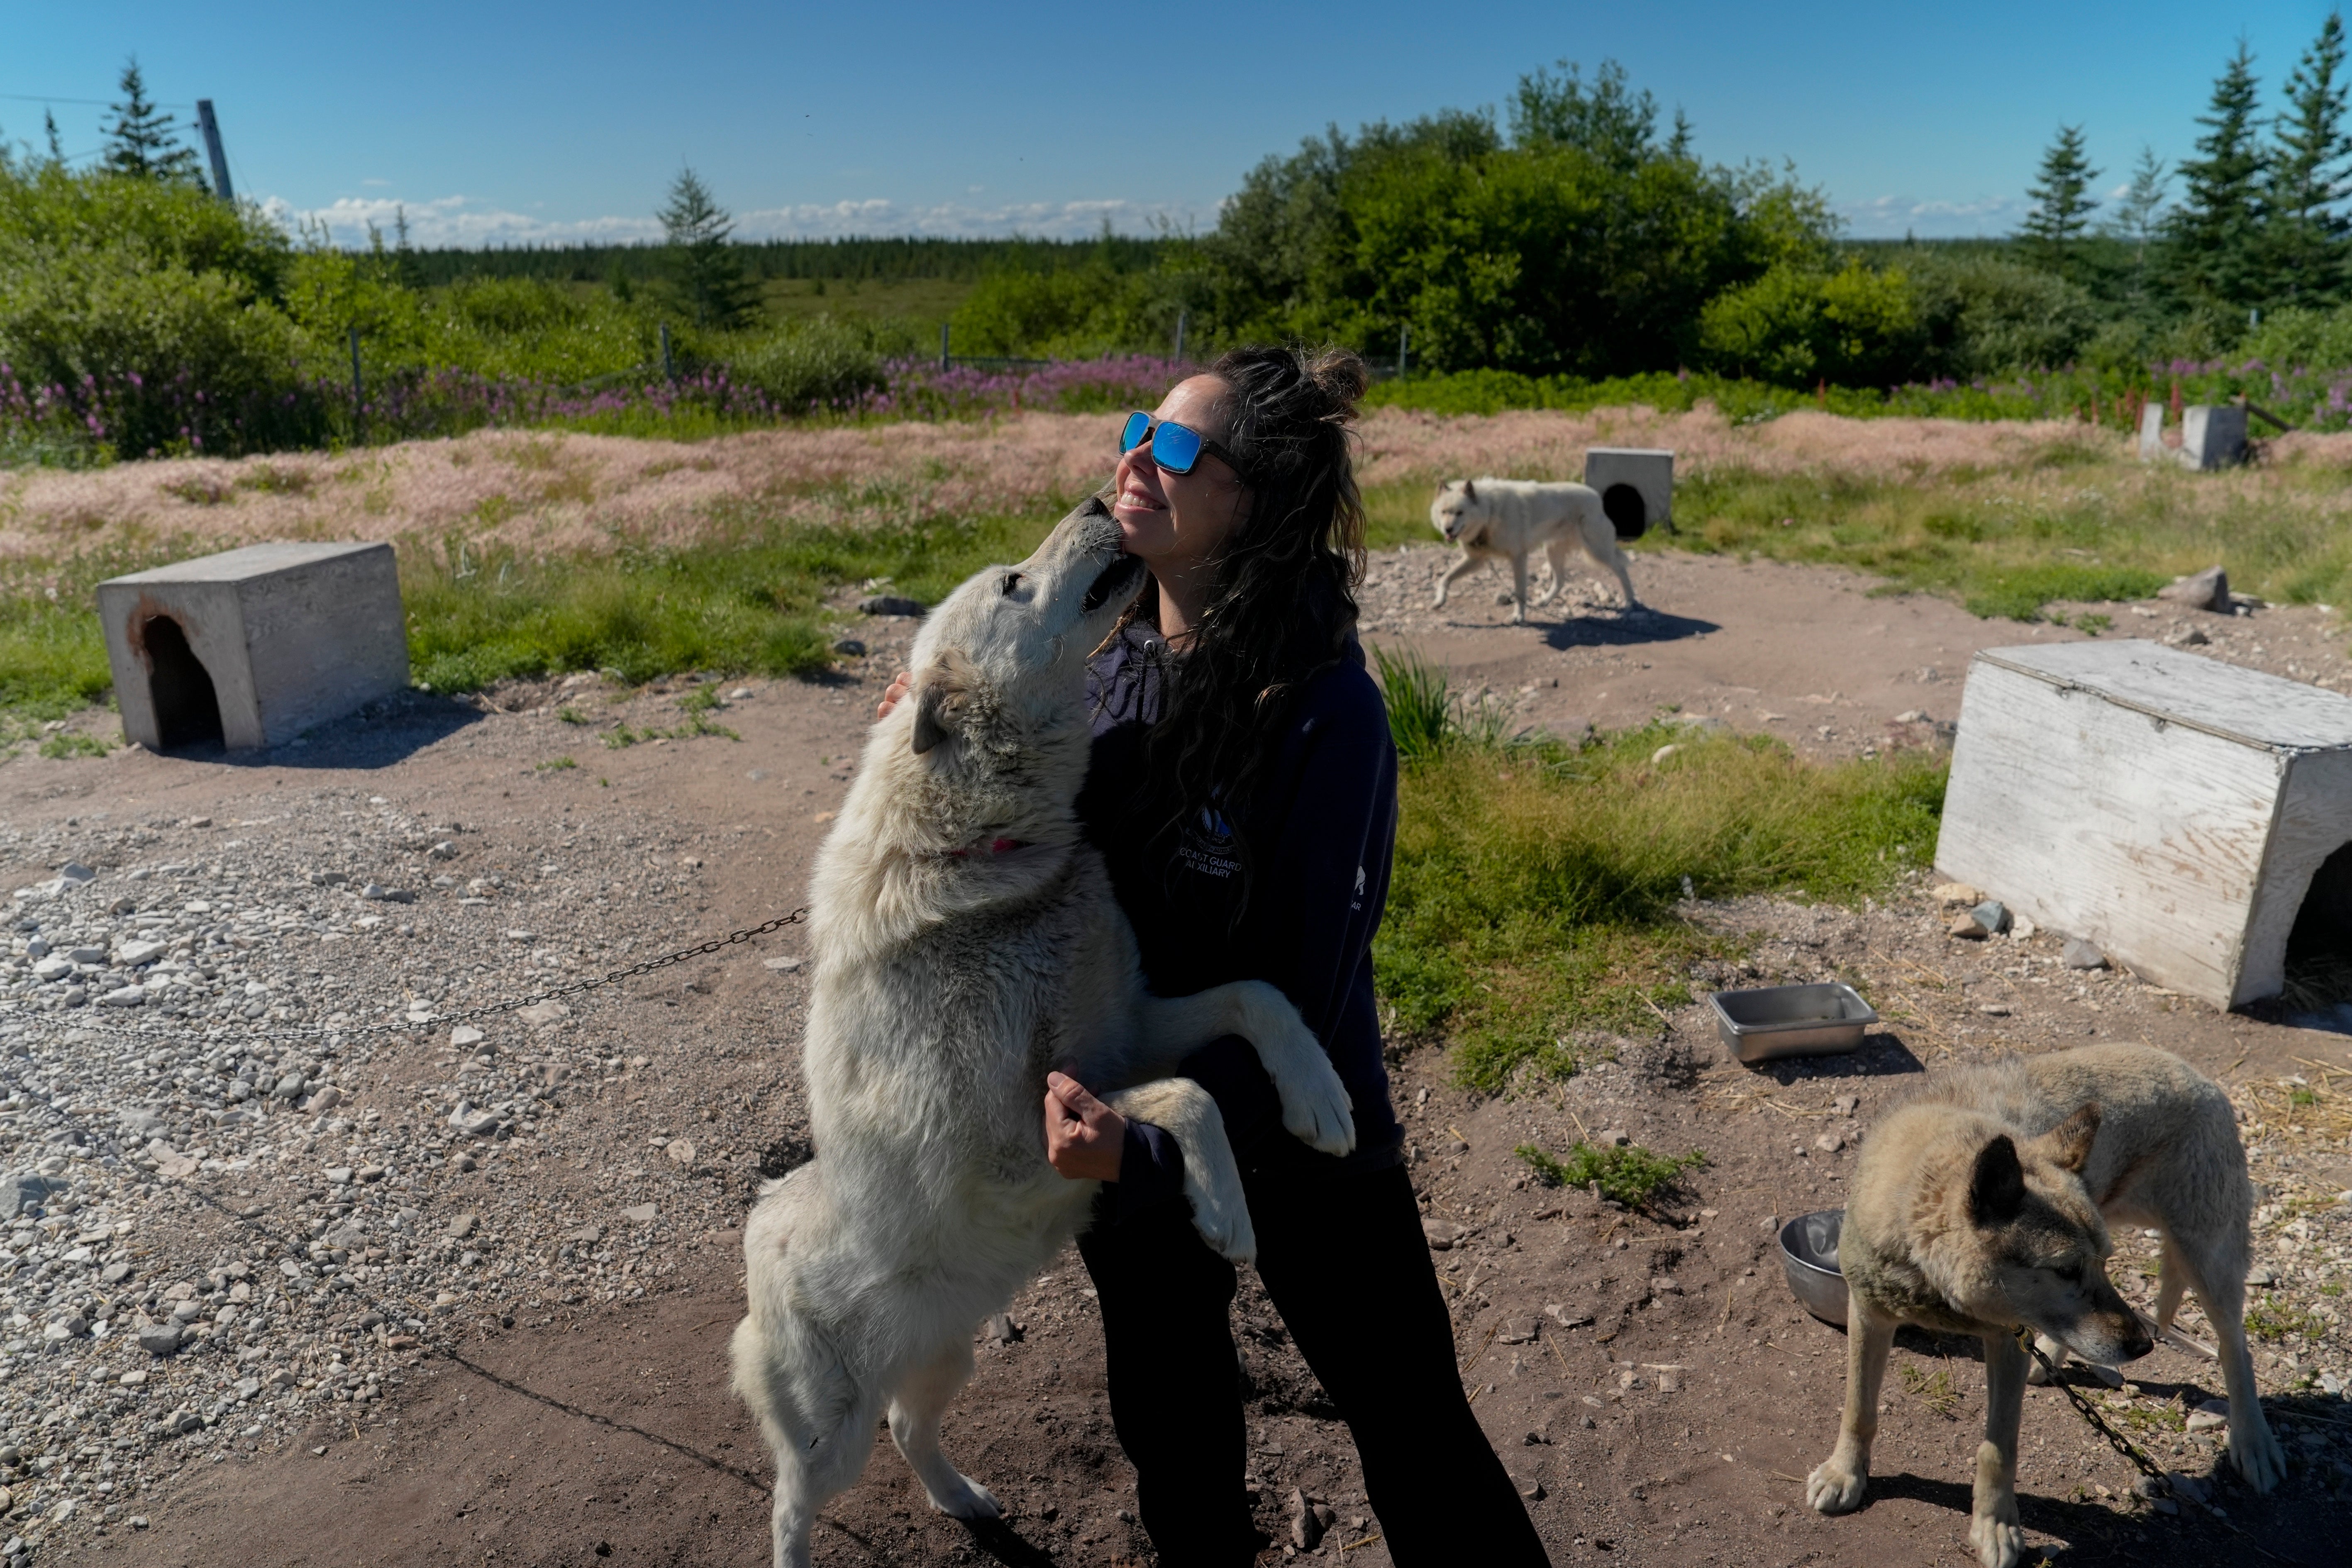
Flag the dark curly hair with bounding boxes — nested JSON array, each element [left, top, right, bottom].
[[1111, 344, 1369, 856]]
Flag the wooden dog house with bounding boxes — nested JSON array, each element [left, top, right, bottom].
[[1935, 640, 2352, 1009]]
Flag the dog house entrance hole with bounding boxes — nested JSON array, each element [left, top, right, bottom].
[[2283, 840, 2352, 1012], [142, 615, 223, 749], [1601, 483, 1648, 539]]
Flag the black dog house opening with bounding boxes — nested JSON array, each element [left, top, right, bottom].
[[142, 615, 224, 749], [1601, 483, 1648, 540], [2284, 839, 2352, 1012]]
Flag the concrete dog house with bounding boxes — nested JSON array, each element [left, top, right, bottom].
[[1583, 447, 1673, 537], [97, 541, 408, 753], [1935, 639, 2352, 1009]]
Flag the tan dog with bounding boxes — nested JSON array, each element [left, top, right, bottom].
[[1428, 478, 1639, 624], [1807, 1044, 2284, 1568]]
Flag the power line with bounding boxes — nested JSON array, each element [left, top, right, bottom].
[[0, 91, 197, 108]]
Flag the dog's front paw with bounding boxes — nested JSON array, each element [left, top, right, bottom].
[[1967, 1511, 2024, 1568], [922, 1470, 1003, 1521], [2231, 1406, 2287, 1492], [1805, 1455, 1867, 1515], [1189, 1195, 1258, 1265], [1276, 1061, 1357, 1158]]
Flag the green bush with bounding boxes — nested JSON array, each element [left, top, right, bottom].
[[724, 317, 886, 410], [1515, 1140, 1706, 1206], [1903, 251, 2100, 378], [1698, 258, 1923, 385]]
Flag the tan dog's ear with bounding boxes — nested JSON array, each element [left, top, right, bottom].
[[2038, 1102, 2101, 1174], [1967, 1134, 2027, 1226], [1462, 478, 1477, 502], [910, 685, 953, 755], [909, 654, 975, 756]]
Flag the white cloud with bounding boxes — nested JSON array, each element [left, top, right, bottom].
[[268, 192, 1212, 249], [1838, 193, 2028, 239]]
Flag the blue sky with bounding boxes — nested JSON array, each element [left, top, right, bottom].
[[8, 2, 2347, 246]]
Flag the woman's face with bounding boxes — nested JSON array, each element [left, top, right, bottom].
[[1112, 375, 1249, 571]]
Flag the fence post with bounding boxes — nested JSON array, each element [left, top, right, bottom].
[[940, 322, 951, 372], [1174, 310, 1187, 364], [347, 327, 364, 444], [660, 322, 676, 384], [1398, 324, 1410, 379], [195, 100, 234, 203]]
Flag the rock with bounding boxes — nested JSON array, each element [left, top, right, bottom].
[[832, 639, 868, 658], [858, 595, 926, 617], [2158, 566, 2229, 612], [568, 1224, 604, 1244], [2131, 1473, 2169, 1501], [2164, 624, 2212, 647], [448, 1102, 500, 1137], [665, 1138, 697, 1166], [356, 1164, 385, 1183], [1497, 1319, 1540, 1344], [1650, 744, 1681, 765], [1948, 913, 1989, 939], [1832, 1094, 1859, 1116], [325, 1166, 354, 1183], [58, 861, 94, 883], [137, 1323, 184, 1357], [271, 1072, 305, 1099], [304, 1085, 343, 1113], [1815, 1132, 1845, 1153], [445, 1212, 477, 1239], [516, 1000, 571, 1028], [115, 939, 167, 966], [1650, 1275, 1683, 1296], [1513, 1471, 1546, 1501], [1422, 1218, 1461, 1251], [2166, 1470, 2212, 1505], [359, 884, 414, 902], [2063, 937, 2108, 970], [2245, 1266, 2276, 1287], [2011, 917, 2037, 940], [983, 1312, 1023, 1346], [429, 841, 461, 860], [1894, 710, 1927, 724], [449, 1025, 485, 1049], [1932, 881, 1983, 907], [1593, 1128, 1631, 1148], [68, 944, 106, 963], [97, 985, 146, 1007], [761, 956, 803, 972], [1977, 1003, 2013, 1017], [1970, 899, 2011, 934], [100, 1261, 133, 1285], [32, 957, 72, 982], [622, 1203, 656, 1226], [1544, 1302, 1594, 1329], [1287, 1488, 1323, 1551], [0, 1172, 66, 1219]]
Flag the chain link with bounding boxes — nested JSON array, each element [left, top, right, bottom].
[[2016, 1327, 2164, 1480], [0, 908, 808, 1045]]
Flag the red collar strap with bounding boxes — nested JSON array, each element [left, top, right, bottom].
[[943, 837, 1031, 860]]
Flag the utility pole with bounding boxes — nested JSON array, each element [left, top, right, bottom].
[[660, 322, 676, 383], [195, 100, 233, 202], [1398, 324, 1410, 379], [348, 328, 364, 444], [939, 322, 951, 372], [1174, 310, 1188, 363]]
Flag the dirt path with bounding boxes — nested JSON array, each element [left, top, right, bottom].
[[5, 553, 2347, 1568]]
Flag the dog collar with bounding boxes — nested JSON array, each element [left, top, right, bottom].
[[942, 837, 1031, 860]]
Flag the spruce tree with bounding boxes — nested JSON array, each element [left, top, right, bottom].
[[2020, 125, 2101, 268], [1508, 59, 1657, 170], [659, 168, 759, 331], [100, 59, 205, 185], [2269, 11, 2351, 305], [2166, 41, 2269, 306]]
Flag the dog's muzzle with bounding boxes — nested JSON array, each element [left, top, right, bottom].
[[1081, 553, 1147, 615]]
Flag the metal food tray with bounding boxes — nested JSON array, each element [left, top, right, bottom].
[[1710, 981, 1877, 1063]]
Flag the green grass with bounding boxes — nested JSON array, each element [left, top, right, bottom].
[[1515, 1140, 1707, 1207], [1373, 657, 1945, 1092], [402, 505, 1061, 693]]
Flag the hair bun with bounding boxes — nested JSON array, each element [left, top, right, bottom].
[[1304, 348, 1369, 420]]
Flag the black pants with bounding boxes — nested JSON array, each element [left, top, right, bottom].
[[1077, 1160, 1552, 1567]]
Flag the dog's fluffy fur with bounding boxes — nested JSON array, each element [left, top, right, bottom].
[[729, 498, 1357, 1568], [1428, 478, 1640, 624], [1807, 1044, 2284, 1567]]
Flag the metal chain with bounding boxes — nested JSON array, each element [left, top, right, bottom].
[[2017, 1328, 2164, 1480], [0, 908, 808, 1046]]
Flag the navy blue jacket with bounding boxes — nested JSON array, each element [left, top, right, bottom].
[[1075, 620, 1405, 1217]]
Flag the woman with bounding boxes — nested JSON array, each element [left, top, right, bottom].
[[882, 346, 1549, 1566]]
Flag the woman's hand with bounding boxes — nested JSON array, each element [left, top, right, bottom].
[[1044, 1071, 1125, 1182], [874, 670, 912, 721]]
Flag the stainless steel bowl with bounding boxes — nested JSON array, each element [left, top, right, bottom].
[[1780, 1208, 1849, 1327], [1711, 982, 1878, 1063]]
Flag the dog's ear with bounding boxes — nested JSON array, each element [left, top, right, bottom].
[[908, 656, 972, 756], [2037, 1102, 2101, 1174], [1968, 1134, 2027, 1226], [1461, 478, 1477, 502]]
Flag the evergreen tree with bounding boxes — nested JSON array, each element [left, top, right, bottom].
[[100, 59, 205, 185], [1664, 107, 1695, 161], [658, 168, 759, 330], [2020, 125, 2101, 267], [2101, 145, 2172, 302], [2269, 10, 2352, 304], [2166, 41, 2269, 306], [42, 110, 62, 164], [1508, 59, 1657, 170]]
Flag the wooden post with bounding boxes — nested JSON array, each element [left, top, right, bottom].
[[660, 322, 676, 384], [939, 322, 951, 372], [1174, 309, 1187, 364], [1398, 324, 1410, 378], [195, 100, 234, 203], [347, 327, 364, 444]]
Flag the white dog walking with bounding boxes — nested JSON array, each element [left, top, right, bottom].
[[730, 497, 1356, 1568], [1429, 478, 1640, 624]]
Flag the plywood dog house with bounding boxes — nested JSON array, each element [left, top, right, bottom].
[[97, 541, 408, 753], [1935, 640, 2352, 1009], [1583, 447, 1673, 538]]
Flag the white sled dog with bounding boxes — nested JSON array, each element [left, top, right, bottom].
[[1428, 478, 1640, 624], [1808, 1043, 2285, 1568], [730, 497, 1358, 1568]]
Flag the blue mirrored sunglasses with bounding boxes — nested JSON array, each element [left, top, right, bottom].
[[1120, 411, 1247, 479]]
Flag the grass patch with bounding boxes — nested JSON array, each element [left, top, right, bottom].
[[1373, 655, 1945, 1092], [1898, 1363, 1962, 1419], [37, 732, 112, 759], [536, 756, 577, 772], [1514, 1140, 1706, 1207], [2247, 1297, 2330, 1342]]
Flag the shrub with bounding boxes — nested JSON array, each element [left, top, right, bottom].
[[724, 317, 886, 411], [1698, 258, 1922, 385], [1515, 1140, 1706, 1206], [1903, 251, 2100, 378]]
